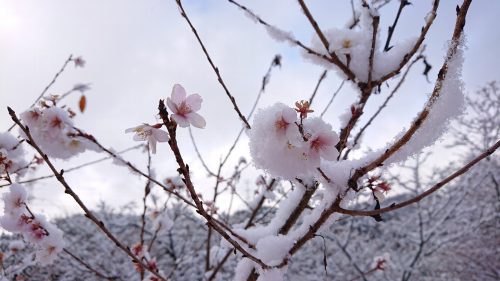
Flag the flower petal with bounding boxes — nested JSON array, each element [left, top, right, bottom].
[[171, 84, 186, 104], [187, 112, 206, 129], [186, 94, 202, 111], [166, 97, 178, 114], [171, 114, 190, 127], [320, 146, 339, 160], [152, 129, 169, 142]]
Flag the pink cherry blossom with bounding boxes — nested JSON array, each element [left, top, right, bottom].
[[304, 118, 340, 161], [274, 106, 298, 141], [166, 84, 206, 128], [125, 124, 169, 154], [2, 183, 28, 216]]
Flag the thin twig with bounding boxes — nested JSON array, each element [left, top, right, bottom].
[[175, 0, 251, 129], [308, 70, 328, 106], [7, 55, 73, 132], [158, 100, 270, 269], [0, 145, 142, 188], [63, 248, 117, 280], [320, 80, 346, 118], [384, 0, 411, 52]]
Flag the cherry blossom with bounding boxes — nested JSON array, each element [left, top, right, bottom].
[[0, 132, 28, 176], [274, 106, 298, 141], [125, 124, 169, 154], [304, 118, 340, 161], [0, 183, 64, 266], [2, 184, 28, 216], [166, 84, 206, 128]]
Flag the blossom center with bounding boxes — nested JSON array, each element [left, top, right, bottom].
[[275, 117, 289, 133], [177, 102, 192, 115], [342, 39, 352, 49]]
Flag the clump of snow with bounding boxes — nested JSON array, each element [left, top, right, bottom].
[[20, 106, 98, 159], [0, 183, 64, 266], [386, 38, 466, 164], [249, 103, 339, 180], [255, 235, 293, 264], [302, 4, 417, 83]]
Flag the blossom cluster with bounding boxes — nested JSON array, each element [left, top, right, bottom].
[[249, 103, 339, 180], [20, 105, 97, 159], [304, 8, 417, 83], [0, 183, 64, 265], [126, 84, 205, 154], [0, 132, 28, 177]]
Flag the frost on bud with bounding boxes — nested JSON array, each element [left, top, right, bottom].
[[249, 103, 339, 180]]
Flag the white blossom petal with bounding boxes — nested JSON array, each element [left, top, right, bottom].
[[187, 112, 206, 129], [171, 84, 186, 104], [171, 114, 190, 127], [185, 94, 202, 111]]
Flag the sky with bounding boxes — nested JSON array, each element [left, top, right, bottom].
[[0, 0, 499, 218]]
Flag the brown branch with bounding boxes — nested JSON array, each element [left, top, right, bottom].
[[8, 107, 167, 281], [343, 54, 423, 160], [336, 10, 380, 157], [0, 145, 143, 188], [175, 0, 251, 129], [367, 15, 380, 86], [206, 164, 223, 271], [221, 55, 281, 167], [139, 146, 152, 278], [279, 180, 318, 234], [76, 132, 196, 208], [158, 100, 270, 269], [339, 139, 499, 217], [188, 127, 217, 177]]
